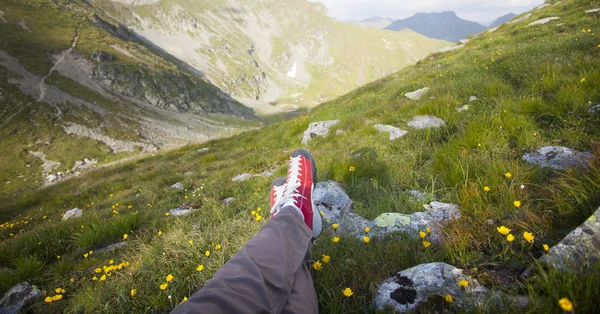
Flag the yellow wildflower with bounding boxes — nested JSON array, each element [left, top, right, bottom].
[[157, 230, 162, 236], [123, 234, 128, 240], [505, 172, 512, 178], [159, 283, 168, 290], [196, 265, 204, 271], [312, 261, 323, 271], [332, 223, 339, 230], [181, 296, 188, 304], [332, 237, 340, 243], [251, 210, 256, 216], [92, 276, 97, 281], [130, 289, 136, 297], [497, 226, 511, 236], [580, 77, 586, 83], [322, 255, 331, 263], [215, 244, 222, 250], [94, 267, 102, 273], [422, 241, 431, 248], [349, 166, 356, 172], [205, 251, 211, 257], [54, 288, 62, 294], [166, 274, 174, 282], [507, 234, 515, 242], [514, 200, 521, 208], [543, 244, 549, 252], [342, 287, 353, 297], [100, 275, 107, 281], [84, 253, 88, 258], [458, 279, 468, 288], [44, 296, 53, 303], [523, 232, 535, 244], [255, 215, 262, 222], [165, 212, 169, 216], [426, 227, 431, 234], [445, 294, 453, 303], [109, 260, 114, 265], [364, 227, 370, 233], [189, 240, 194, 245], [558, 298, 573, 311], [319, 211, 324, 216], [484, 186, 491, 192], [52, 294, 63, 301], [363, 236, 370, 244], [419, 231, 427, 239]]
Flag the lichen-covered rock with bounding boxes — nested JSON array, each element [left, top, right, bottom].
[[522, 146, 594, 170], [170, 182, 184, 190], [404, 87, 430, 100], [301, 120, 340, 144], [373, 124, 408, 141], [0, 283, 42, 314], [62, 208, 82, 221], [375, 263, 489, 313], [407, 116, 447, 129], [541, 206, 600, 271], [314, 181, 353, 220]]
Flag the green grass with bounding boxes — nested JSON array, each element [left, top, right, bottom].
[[1, 0, 600, 313]]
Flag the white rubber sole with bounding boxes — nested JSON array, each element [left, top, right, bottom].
[[311, 183, 322, 239]]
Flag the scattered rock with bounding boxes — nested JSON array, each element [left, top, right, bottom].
[[404, 87, 430, 100], [469, 96, 478, 102], [16, 20, 31, 32], [222, 197, 236, 205], [232, 169, 277, 182], [94, 242, 127, 254], [315, 181, 460, 242], [436, 44, 465, 53], [197, 148, 210, 153], [541, 206, 600, 271], [46, 174, 58, 183], [301, 120, 340, 144], [456, 105, 469, 112], [522, 146, 594, 170], [28, 151, 60, 175], [507, 13, 532, 24], [407, 116, 447, 129], [62, 208, 82, 221], [487, 27, 499, 33], [375, 263, 489, 313], [91, 50, 115, 63], [0, 282, 42, 314], [170, 182, 185, 190], [71, 158, 97, 171], [528, 17, 559, 26], [373, 124, 408, 141], [168, 205, 200, 216], [588, 104, 600, 113], [586, 8, 600, 13]]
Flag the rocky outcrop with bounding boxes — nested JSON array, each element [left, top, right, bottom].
[[407, 116, 447, 129], [541, 206, 600, 271], [522, 146, 594, 170], [373, 124, 408, 141], [528, 17, 559, 26], [0, 283, 42, 314], [91, 50, 115, 63], [404, 88, 430, 100], [301, 120, 340, 144]]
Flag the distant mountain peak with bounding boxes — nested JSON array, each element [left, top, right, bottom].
[[385, 11, 485, 42]]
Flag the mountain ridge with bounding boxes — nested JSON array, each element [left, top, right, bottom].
[[385, 11, 487, 42]]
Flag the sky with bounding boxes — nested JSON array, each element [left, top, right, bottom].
[[309, 0, 546, 24]]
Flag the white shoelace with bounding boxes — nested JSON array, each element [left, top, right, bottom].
[[270, 156, 306, 219]]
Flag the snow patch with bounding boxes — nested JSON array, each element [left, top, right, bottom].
[[286, 62, 297, 78]]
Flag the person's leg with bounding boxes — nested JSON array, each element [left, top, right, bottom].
[[170, 206, 314, 314], [281, 249, 319, 314]]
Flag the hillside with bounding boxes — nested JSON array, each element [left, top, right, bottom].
[[87, 0, 450, 114], [489, 13, 517, 28], [385, 11, 486, 42], [1, 0, 600, 313], [0, 0, 261, 201]]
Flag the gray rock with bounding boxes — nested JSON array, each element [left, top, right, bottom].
[[588, 104, 600, 113], [407, 190, 428, 202], [94, 242, 127, 254], [91, 50, 115, 63], [469, 96, 478, 102], [373, 124, 408, 141], [0, 283, 42, 314], [407, 116, 447, 129], [586, 8, 600, 13], [541, 206, 600, 271], [528, 17, 559, 26], [170, 182, 185, 190], [404, 87, 430, 101], [508, 13, 532, 24], [46, 174, 58, 183], [222, 197, 236, 205], [374, 262, 489, 313], [314, 181, 353, 221], [168, 206, 200, 216], [301, 120, 340, 144], [522, 146, 594, 170], [197, 148, 210, 152], [456, 105, 469, 112], [232, 169, 277, 182], [62, 208, 82, 221]]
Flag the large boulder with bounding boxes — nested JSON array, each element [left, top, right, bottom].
[[62, 208, 83, 221], [373, 124, 408, 141], [404, 88, 430, 101], [374, 263, 489, 313], [541, 206, 600, 271], [301, 120, 340, 144], [0, 283, 42, 314], [522, 146, 594, 170], [407, 116, 447, 129]]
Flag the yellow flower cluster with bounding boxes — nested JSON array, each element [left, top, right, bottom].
[[419, 229, 432, 248], [251, 207, 263, 222], [44, 288, 65, 303]]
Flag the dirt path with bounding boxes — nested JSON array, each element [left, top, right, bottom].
[[38, 28, 80, 104]]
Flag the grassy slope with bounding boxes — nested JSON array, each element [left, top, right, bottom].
[[1, 0, 600, 313]]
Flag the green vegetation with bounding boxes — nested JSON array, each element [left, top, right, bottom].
[[1, 0, 600, 313]]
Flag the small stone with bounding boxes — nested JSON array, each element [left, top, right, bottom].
[[197, 148, 210, 152], [46, 174, 58, 183], [301, 120, 340, 144], [469, 96, 478, 102], [222, 197, 236, 205], [522, 146, 594, 170], [588, 104, 600, 113], [170, 182, 185, 190], [373, 124, 408, 141], [62, 208, 83, 221], [407, 116, 447, 129], [586, 8, 600, 13], [168, 206, 200, 216], [404, 87, 430, 101], [0, 283, 42, 314], [456, 105, 469, 112], [528, 17, 559, 26]]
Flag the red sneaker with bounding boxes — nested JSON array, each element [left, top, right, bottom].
[[269, 177, 286, 209], [270, 149, 322, 239]]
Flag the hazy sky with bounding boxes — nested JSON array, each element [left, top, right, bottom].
[[310, 0, 545, 24]]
